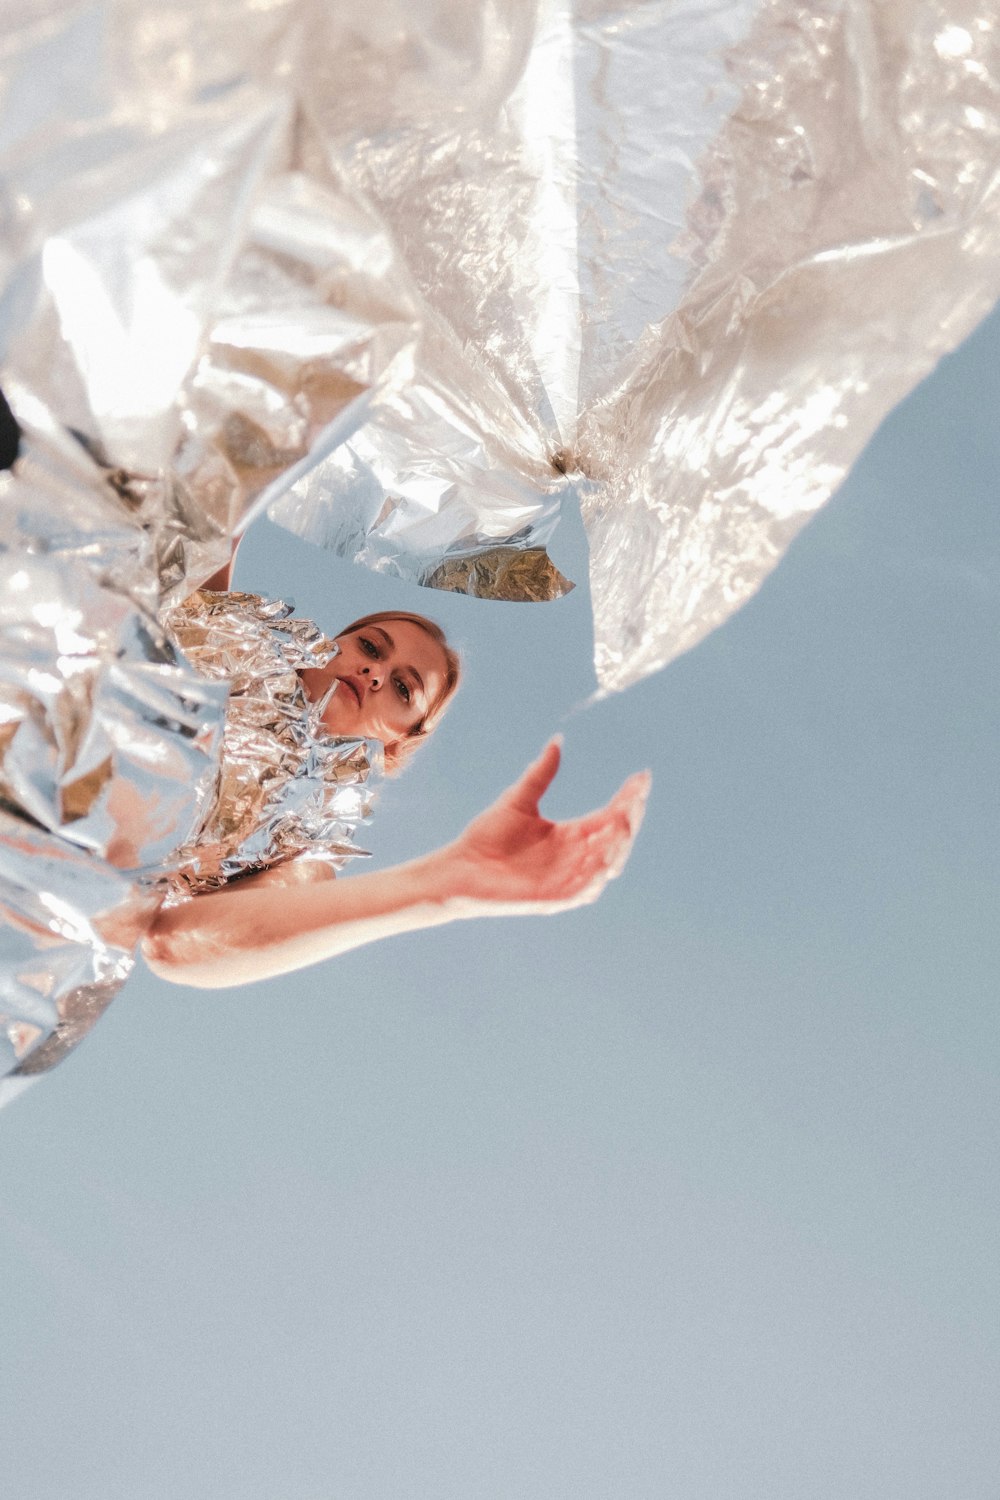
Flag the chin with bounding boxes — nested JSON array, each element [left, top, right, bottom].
[[319, 710, 351, 736]]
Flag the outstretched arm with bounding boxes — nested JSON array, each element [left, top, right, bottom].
[[142, 741, 650, 990]]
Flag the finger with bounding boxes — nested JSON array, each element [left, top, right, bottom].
[[506, 735, 563, 813], [618, 769, 651, 836], [540, 838, 609, 903], [546, 816, 631, 897], [577, 792, 647, 880], [566, 770, 650, 843], [567, 768, 651, 825], [606, 784, 648, 876], [609, 768, 651, 814], [563, 842, 625, 906], [589, 773, 650, 847], [606, 821, 638, 880]]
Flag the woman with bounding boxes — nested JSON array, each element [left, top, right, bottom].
[[0, 511, 646, 1099], [143, 590, 650, 990]]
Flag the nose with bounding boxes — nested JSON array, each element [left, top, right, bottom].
[[360, 664, 381, 689]]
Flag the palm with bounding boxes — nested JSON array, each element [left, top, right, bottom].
[[451, 740, 650, 914]]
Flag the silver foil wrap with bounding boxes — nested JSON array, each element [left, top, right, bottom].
[[2, 0, 1000, 1090], [0, 577, 379, 1090], [162, 590, 379, 898], [0, 430, 228, 1094], [0, 809, 159, 1106]]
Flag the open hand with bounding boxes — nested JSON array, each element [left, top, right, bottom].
[[443, 739, 650, 917]]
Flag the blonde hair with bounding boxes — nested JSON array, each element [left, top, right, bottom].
[[337, 610, 461, 773]]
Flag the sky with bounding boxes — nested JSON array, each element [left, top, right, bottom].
[[0, 305, 998, 1499]]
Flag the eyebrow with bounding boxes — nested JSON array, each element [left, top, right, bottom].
[[370, 625, 425, 700]]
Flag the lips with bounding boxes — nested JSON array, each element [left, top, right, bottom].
[[337, 674, 364, 708]]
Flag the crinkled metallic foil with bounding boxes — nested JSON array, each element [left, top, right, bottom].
[[2, 0, 1000, 1092], [0, 809, 159, 1107], [0, 450, 227, 1092], [162, 590, 379, 898], [0, 574, 378, 1087], [0, 467, 227, 868]]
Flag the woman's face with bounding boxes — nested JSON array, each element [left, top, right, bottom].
[[317, 619, 450, 748]]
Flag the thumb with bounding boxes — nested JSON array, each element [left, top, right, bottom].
[[505, 736, 563, 814]]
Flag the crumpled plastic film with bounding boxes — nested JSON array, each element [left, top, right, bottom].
[[4, 1, 1000, 673], [164, 168, 422, 607], [579, 0, 1000, 689], [278, 0, 1000, 686], [0, 0, 422, 602]]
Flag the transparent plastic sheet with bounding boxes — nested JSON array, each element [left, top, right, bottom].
[[3, 2, 998, 666], [273, 0, 1000, 688], [2, 0, 1000, 1088]]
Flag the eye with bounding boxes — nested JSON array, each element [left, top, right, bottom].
[[358, 636, 380, 659], [394, 676, 411, 705]]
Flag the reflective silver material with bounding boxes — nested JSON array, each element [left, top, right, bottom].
[[277, 0, 1000, 686], [0, 809, 158, 1108], [0, 573, 379, 1090], [578, 0, 1000, 688], [162, 590, 379, 898], [169, 169, 422, 604], [0, 459, 227, 870], [0, 429, 228, 1090]]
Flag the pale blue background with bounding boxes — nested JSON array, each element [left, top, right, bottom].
[[1, 307, 998, 1498]]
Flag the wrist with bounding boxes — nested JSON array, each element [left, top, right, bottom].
[[407, 843, 482, 918]]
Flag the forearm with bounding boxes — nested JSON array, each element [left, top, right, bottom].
[[143, 850, 465, 989], [142, 746, 648, 989]]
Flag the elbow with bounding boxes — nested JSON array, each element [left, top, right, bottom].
[[140, 926, 176, 980], [141, 940, 238, 989], [139, 933, 200, 987]]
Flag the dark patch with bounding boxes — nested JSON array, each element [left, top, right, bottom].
[[422, 545, 574, 602], [0, 386, 20, 471]]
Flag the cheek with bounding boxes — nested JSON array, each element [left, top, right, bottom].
[[319, 698, 350, 735], [350, 693, 403, 742], [372, 699, 412, 738]]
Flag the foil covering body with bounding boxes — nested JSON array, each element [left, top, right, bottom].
[[162, 590, 379, 898]]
